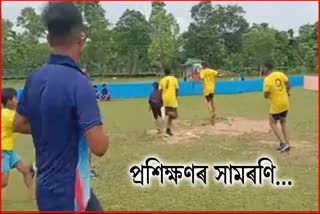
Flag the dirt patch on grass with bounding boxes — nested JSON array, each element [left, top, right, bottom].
[[148, 117, 272, 144], [147, 117, 315, 155]]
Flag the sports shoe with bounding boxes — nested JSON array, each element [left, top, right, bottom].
[[279, 142, 290, 152], [90, 169, 98, 178], [165, 129, 174, 137]]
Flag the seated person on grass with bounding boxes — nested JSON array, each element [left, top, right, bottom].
[[101, 84, 111, 101], [94, 85, 101, 101]]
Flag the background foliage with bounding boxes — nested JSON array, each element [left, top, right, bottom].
[[2, 1, 318, 79]]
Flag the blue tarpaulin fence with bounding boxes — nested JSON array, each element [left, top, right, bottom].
[[17, 75, 304, 99]]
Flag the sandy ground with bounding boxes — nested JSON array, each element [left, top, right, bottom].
[[147, 117, 271, 144], [147, 117, 313, 154]]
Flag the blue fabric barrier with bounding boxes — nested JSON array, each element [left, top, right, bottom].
[[16, 75, 303, 100]]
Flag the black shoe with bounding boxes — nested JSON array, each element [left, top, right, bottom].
[[165, 129, 174, 137], [90, 169, 98, 178]]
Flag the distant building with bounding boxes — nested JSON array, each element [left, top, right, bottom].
[[181, 58, 203, 81]]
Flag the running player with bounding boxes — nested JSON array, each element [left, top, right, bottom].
[[159, 69, 179, 137], [200, 62, 218, 125], [2, 88, 34, 189], [262, 62, 290, 152]]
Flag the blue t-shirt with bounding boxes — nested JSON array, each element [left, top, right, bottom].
[[17, 54, 102, 210]]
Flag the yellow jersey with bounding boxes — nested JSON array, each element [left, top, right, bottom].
[[200, 68, 218, 96], [263, 71, 290, 114], [2, 108, 17, 151], [159, 75, 179, 107]]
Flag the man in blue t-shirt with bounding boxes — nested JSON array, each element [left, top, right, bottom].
[[13, 2, 109, 211]]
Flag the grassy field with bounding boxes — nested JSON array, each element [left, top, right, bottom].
[[2, 88, 318, 210]]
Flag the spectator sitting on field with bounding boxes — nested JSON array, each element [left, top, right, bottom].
[[101, 84, 111, 101], [93, 85, 100, 101]]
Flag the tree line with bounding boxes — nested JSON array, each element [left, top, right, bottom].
[[2, 1, 318, 79]]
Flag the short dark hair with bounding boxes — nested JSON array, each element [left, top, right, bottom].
[[102, 84, 106, 87], [93, 85, 97, 88], [201, 62, 208, 68], [152, 82, 159, 89], [42, 2, 84, 44], [2, 88, 17, 106], [263, 61, 274, 70], [164, 68, 171, 75]]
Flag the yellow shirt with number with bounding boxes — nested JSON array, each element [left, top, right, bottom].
[[159, 75, 179, 107], [263, 71, 290, 114], [2, 108, 17, 151], [200, 68, 218, 96]]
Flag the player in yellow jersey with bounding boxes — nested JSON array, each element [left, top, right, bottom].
[[159, 68, 179, 137], [200, 63, 218, 125], [262, 62, 291, 152], [2, 88, 34, 188]]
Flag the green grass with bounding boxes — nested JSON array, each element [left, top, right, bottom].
[[2, 88, 318, 210], [2, 77, 159, 88]]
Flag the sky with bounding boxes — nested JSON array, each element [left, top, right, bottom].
[[2, 1, 318, 33]]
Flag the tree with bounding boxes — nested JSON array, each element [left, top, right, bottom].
[[296, 22, 318, 72], [114, 9, 151, 74], [3, 19, 16, 74], [190, 2, 213, 25], [212, 5, 249, 54], [17, 7, 45, 43], [148, 2, 180, 69], [75, 2, 113, 73], [242, 24, 277, 69]]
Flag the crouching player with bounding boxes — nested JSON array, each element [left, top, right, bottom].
[[149, 82, 164, 133], [159, 69, 179, 137], [262, 62, 290, 152], [2, 88, 34, 189]]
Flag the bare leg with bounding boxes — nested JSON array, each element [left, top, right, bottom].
[[207, 99, 215, 125], [165, 108, 177, 136], [15, 160, 34, 189], [2, 172, 9, 188], [280, 118, 289, 144], [207, 100, 213, 112], [269, 115, 285, 143], [166, 116, 173, 130]]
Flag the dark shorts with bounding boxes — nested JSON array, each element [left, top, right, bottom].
[[37, 186, 103, 211], [86, 189, 103, 211], [271, 110, 288, 121], [205, 93, 214, 102], [151, 107, 162, 119]]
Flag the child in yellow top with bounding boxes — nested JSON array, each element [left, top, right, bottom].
[[2, 88, 34, 188], [200, 62, 218, 125], [262, 62, 290, 152]]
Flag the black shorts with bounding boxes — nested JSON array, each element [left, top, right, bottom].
[[86, 189, 103, 211], [151, 107, 162, 119], [271, 110, 288, 121], [205, 93, 214, 102]]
